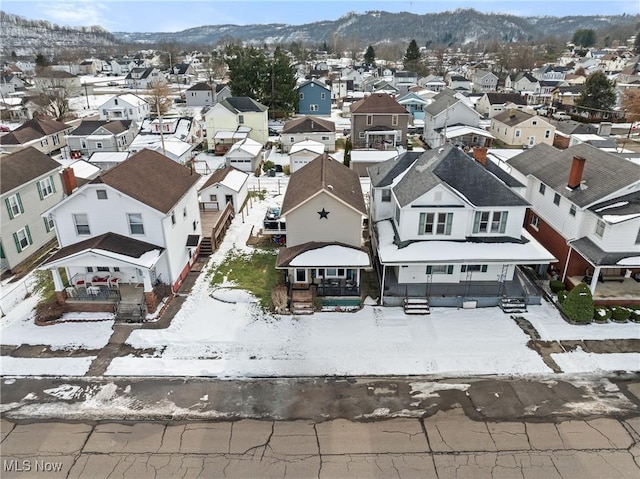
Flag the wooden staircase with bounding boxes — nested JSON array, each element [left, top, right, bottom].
[[403, 298, 430, 315], [500, 297, 527, 314], [291, 289, 314, 315], [199, 237, 213, 257]]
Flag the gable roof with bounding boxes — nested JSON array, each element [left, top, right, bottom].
[[0, 117, 72, 145], [507, 143, 640, 208], [199, 166, 248, 191], [282, 116, 335, 134], [281, 153, 366, 216], [297, 79, 330, 91], [368, 151, 423, 187], [391, 145, 529, 208], [1, 146, 61, 194], [350, 93, 408, 114], [187, 82, 213, 92], [91, 148, 200, 213], [68, 120, 134, 136], [220, 97, 268, 113], [493, 109, 536, 126], [484, 92, 526, 106]]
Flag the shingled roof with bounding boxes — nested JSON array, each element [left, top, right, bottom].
[[91, 148, 200, 214], [0, 117, 72, 145], [220, 97, 268, 113], [281, 153, 366, 216], [68, 120, 134, 136], [282, 116, 335, 134], [1, 147, 61, 194], [350, 93, 408, 114], [493, 109, 535, 127]]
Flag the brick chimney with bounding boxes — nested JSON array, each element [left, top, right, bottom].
[[60, 167, 77, 196], [473, 147, 488, 167], [567, 156, 586, 189]]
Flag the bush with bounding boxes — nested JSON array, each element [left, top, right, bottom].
[[630, 308, 640, 323], [593, 307, 611, 322], [549, 280, 566, 294], [610, 306, 632, 322], [561, 282, 594, 323], [283, 165, 290, 176], [271, 284, 288, 314], [35, 300, 65, 324], [262, 160, 275, 171]]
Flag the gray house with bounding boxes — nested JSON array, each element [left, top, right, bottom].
[[1, 147, 63, 275], [66, 120, 139, 158]]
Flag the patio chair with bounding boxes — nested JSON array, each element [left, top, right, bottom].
[[109, 273, 123, 289], [65, 286, 78, 298], [73, 274, 87, 288]]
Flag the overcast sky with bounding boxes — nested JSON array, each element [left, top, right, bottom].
[[3, 0, 639, 33]]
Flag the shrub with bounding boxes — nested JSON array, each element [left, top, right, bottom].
[[283, 165, 290, 176], [629, 308, 640, 323], [35, 301, 65, 324], [561, 282, 593, 323], [557, 290, 568, 304], [271, 284, 288, 313], [262, 160, 275, 171], [610, 306, 632, 322], [593, 307, 611, 322], [549, 280, 566, 294]]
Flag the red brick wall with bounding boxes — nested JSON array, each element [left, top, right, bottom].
[[64, 302, 116, 313], [553, 134, 570, 149], [525, 210, 568, 273]]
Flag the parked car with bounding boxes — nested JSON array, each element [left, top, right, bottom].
[[552, 112, 571, 121], [107, 81, 118, 86], [0, 125, 10, 132]]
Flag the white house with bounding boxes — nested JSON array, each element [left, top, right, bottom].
[[124, 67, 166, 90], [369, 145, 555, 308], [225, 137, 263, 173], [185, 82, 215, 107], [423, 90, 481, 148], [40, 149, 202, 315], [280, 116, 336, 153], [66, 120, 139, 158], [98, 94, 150, 122], [198, 166, 249, 214]]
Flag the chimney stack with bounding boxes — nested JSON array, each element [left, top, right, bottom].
[[60, 167, 77, 196], [473, 147, 488, 167], [568, 156, 586, 189]]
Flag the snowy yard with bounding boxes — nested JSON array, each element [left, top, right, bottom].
[[1, 176, 639, 378]]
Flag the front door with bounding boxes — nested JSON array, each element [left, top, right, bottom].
[[528, 136, 535, 147], [225, 195, 233, 209]]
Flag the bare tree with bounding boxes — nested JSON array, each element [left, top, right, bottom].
[[146, 81, 173, 117], [33, 71, 80, 120]]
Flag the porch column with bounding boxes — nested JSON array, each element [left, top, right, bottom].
[[589, 266, 602, 295], [141, 269, 159, 313], [380, 265, 386, 304], [51, 268, 66, 304]]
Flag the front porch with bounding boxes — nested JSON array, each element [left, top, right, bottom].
[[567, 276, 640, 306]]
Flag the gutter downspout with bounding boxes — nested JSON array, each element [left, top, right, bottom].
[[380, 264, 386, 305]]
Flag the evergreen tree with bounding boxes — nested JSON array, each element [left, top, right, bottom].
[[225, 45, 267, 100], [35, 53, 50, 69], [266, 46, 298, 118], [403, 39, 421, 72], [575, 71, 616, 112], [572, 29, 596, 48], [364, 45, 376, 66]]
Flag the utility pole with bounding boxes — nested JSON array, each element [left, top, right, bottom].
[[156, 102, 166, 156], [83, 82, 90, 109]]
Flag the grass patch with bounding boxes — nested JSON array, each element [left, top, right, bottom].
[[33, 269, 67, 304], [248, 189, 268, 201], [210, 250, 283, 310]]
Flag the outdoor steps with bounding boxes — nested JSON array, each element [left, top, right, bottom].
[[500, 297, 527, 314], [199, 237, 213, 257], [116, 302, 147, 322], [403, 298, 430, 315], [291, 302, 314, 315], [291, 289, 314, 315]]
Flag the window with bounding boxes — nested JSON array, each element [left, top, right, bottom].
[[209, 194, 217, 202], [473, 211, 490, 233], [97, 266, 110, 272], [530, 214, 540, 230], [490, 211, 508, 233], [545, 130, 551, 139], [420, 212, 453, 235], [392, 114, 398, 126], [238, 115, 244, 124], [183, 206, 187, 218], [96, 189, 108, 200], [295, 269, 306, 282], [128, 213, 144, 235], [553, 193, 561, 206], [310, 104, 319, 111], [13, 227, 32, 253], [171, 211, 176, 225], [595, 219, 605, 238], [41, 138, 49, 147], [299, 93, 304, 100], [426, 265, 453, 275], [43, 216, 55, 232], [539, 183, 546, 195], [73, 213, 90, 235], [37, 176, 55, 199], [532, 120, 537, 126], [81, 139, 87, 149], [515, 129, 521, 138], [320, 93, 326, 99], [53, 134, 60, 145], [461, 264, 488, 273], [359, 132, 365, 139], [5, 194, 24, 219], [86, 266, 94, 273], [366, 115, 373, 125], [321, 136, 329, 141], [381, 189, 391, 202], [569, 204, 576, 216], [96, 142, 103, 149]]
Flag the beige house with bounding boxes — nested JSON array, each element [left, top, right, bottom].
[[490, 110, 555, 148], [0, 116, 74, 155], [275, 154, 370, 313]]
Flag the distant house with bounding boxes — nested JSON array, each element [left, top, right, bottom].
[[396, 92, 429, 122], [167, 63, 197, 84], [185, 82, 215, 107], [1, 147, 63, 275], [490, 110, 555, 148], [225, 137, 263, 173], [350, 93, 410, 150], [199, 166, 249, 214], [551, 85, 584, 108], [98, 94, 150, 122], [393, 71, 418, 94], [0, 116, 73, 155], [280, 116, 336, 153], [297, 79, 331, 116], [420, 75, 447, 92], [32, 69, 81, 95], [423, 89, 481, 148], [275, 154, 370, 312], [40, 149, 202, 315], [124, 67, 165, 90], [369, 145, 555, 308], [214, 84, 232, 104], [506, 72, 538, 95], [446, 74, 471, 91], [475, 92, 527, 118], [66, 120, 138, 158], [471, 70, 499, 93], [204, 97, 269, 149]]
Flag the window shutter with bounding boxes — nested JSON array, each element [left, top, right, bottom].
[[13, 232, 21, 253], [5, 198, 14, 219], [50, 175, 56, 193], [481, 265, 487, 273], [16, 193, 24, 214], [37, 181, 44, 200], [473, 211, 481, 234], [25, 225, 32, 245], [418, 213, 425, 235], [445, 213, 453, 235], [44, 217, 51, 233], [461, 265, 467, 273], [499, 212, 508, 234], [447, 265, 454, 274]]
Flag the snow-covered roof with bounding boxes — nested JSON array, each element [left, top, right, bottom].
[[376, 220, 556, 265], [289, 245, 370, 267], [290, 140, 325, 155], [219, 168, 249, 191], [350, 149, 400, 164], [444, 125, 495, 140], [228, 137, 262, 156]]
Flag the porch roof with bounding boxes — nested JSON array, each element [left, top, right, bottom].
[[42, 232, 164, 269], [276, 242, 370, 268], [376, 220, 556, 265], [569, 237, 640, 268]]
